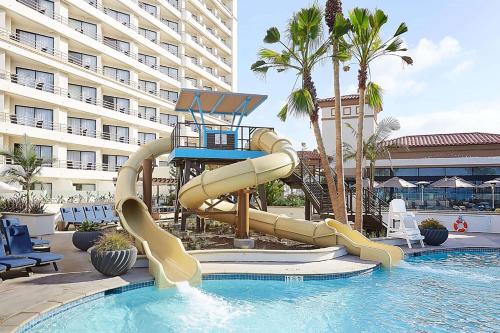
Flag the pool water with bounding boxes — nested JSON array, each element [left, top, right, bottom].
[[29, 251, 500, 333]]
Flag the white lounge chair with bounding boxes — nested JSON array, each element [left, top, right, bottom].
[[387, 199, 425, 248]]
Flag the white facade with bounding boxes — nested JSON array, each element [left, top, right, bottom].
[[320, 96, 377, 176], [0, 0, 236, 198]]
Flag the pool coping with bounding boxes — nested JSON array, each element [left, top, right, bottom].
[[13, 247, 500, 333]]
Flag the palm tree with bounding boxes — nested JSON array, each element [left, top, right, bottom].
[[344, 114, 401, 192], [342, 8, 412, 231], [325, 0, 349, 223], [0, 136, 44, 212], [251, 5, 347, 219]]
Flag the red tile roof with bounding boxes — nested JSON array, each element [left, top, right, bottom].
[[384, 132, 500, 148], [318, 94, 359, 103]]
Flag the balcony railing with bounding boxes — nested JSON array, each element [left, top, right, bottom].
[[0, 29, 179, 106], [0, 112, 139, 145], [160, 18, 179, 33], [2, 156, 125, 172], [0, 70, 178, 126]]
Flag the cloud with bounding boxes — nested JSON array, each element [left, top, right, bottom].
[[394, 101, 500, 137], [370, 36, 467, 97], [451, 60, 474, 75]]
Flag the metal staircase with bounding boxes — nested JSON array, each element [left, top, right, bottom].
[[282, 159, 389, 233]]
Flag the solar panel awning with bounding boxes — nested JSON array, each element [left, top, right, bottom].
[[175, 89, 267, 116]]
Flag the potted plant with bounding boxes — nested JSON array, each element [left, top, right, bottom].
[[0, 136, 57, 236], [90, 230, 137, 276], [419, 218, 449, 246], [72, 220, 102, 251]]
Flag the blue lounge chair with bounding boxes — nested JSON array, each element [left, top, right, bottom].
[[103, 205, 120, 224], [60, 207, 78, 230], [4, 225, 63, 271], [0, 237, 36, 275], [93, 205, 111, 224], [1, 218, 50, 247], [72, 207, 86, 226], [83, 206, 102, 224], [0, 263, 5, 273]]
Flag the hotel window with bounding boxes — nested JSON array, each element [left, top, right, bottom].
[[14, 67, 54, 92], [185, 77, 198, 87], [139, 2, 157, 16], [342, 107, 351, 116], [68, 51, 97, 71], [138, 132, 156, 145], [139, 27, 157, 43], [162, 19, 179, 33], [14, 105, 53, 130], [160, 66, 179, 80], [374, 168, 391, 177], [30, 183, 52, 198], [16, 30, 54, 54], [445, 167, 473, 176], [103, 37, 130, 54], [139, 106, 156, 121], [14, 144, 52, 166], [68, 18, 97, 39], [472, 167, 500, 176], [68, 84, 97, 104], [138, 53, 157, 68], [418, 168, 446, 177], [103, 95, 130, 113], [21, 0, 54, 17], [355, 106, 360, 114], [104, 8, 130, 26], [138, 79, 157, 94], [74, 183, 96, 191], [67, 151, 96, 170], [161, 42, 179, 57], [103, 125, 129, 143], [67, 117, 96, 137], [103, 66, 130, 84], [160, 113, 178, 127], [394, 168, 418, 177], [160, 89, 178, 103], [102, 155, 128, 171]]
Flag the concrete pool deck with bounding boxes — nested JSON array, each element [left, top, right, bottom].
[[0, 231, 499, 332]]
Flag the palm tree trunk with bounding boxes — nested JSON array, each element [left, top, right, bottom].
[[354, 67, 367, 232], [303, 72, 340, 217], [26, 188, 30, 213], [332, 38, 347, 223], [369, 161, 375, 191]]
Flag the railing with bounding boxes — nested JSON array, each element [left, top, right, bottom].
[[171, 122, 272, 151], [160, 18, 179, 33], [0, 28, 180, 106], [2, 156, 123, 172], [0, 69, 178, 126], [0, 112, 140, 145]]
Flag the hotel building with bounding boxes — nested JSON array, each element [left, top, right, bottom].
[[0, 0, 237, 198], [319, 96, 500, 207]]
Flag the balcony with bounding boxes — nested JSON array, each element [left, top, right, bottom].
[[191, 0, 232, 34], [0, 112, 138, 146], [0, 70, 177, 129], [0, 29, 179, 106]]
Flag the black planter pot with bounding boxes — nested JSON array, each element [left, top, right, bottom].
[[90, 247, 137, 276], [419, 228, 449, 246], [72, 231, 102, 251]]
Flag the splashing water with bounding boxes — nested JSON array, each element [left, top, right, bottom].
[[28, 251, 500, 333]]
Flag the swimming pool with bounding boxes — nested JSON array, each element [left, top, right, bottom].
[[27, 250, 500, 333]]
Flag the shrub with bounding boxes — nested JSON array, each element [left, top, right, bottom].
[[78, 220, 101, 232], [0, 194, 46, 214], [94, 230, 133, 252], [420, 218, 446, 230], [495, 208, 500, 213]]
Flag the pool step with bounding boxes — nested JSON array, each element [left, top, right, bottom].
[[188, 246, 348, 263]]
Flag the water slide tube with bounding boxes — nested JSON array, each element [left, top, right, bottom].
[[115, 129, 403, 288]]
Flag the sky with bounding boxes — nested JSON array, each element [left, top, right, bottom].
[[236, 0, 500, 150]]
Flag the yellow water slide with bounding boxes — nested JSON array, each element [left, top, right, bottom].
[[115, 129, 403, 288]]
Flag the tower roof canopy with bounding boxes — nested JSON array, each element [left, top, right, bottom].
[[175, 89, 267, 116]]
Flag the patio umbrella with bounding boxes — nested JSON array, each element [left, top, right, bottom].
[[376, 177, 416, 189], [0, 181, 20, 193], [479, 178, 500, 209], [430, 176, 475, 188], [415, 181, 430, 202], [430, 176, 475, 203]]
